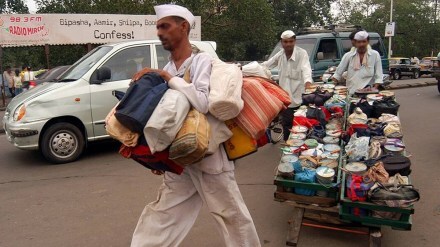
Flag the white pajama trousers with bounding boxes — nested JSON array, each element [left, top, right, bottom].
[[131, 167, 261, 247]]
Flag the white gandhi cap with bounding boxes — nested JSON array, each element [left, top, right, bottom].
[[354, 31, 369, 41], [154, 4, 195, 26], [281, 30, 295, 39]]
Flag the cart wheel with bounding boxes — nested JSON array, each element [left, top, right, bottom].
[[369, 227, 382, 247]]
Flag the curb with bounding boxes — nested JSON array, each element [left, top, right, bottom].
[[388, 81, 437, 90]]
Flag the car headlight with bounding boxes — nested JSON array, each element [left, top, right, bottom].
[[13, 104, 26, 122]]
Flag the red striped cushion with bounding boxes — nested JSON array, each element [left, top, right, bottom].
[[235, 77, 283, 139]]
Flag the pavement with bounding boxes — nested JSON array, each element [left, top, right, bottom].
[[0, 86, 439, 246]]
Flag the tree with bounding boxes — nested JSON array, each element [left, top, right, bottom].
[[333, 0, 440, 57], [271, 0, 334, 33], [0, 0, 29, 14]]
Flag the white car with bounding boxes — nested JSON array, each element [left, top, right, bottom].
[[3, 40, 218, 163]]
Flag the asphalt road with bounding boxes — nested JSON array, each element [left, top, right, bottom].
[[0, 86, 439, 247]]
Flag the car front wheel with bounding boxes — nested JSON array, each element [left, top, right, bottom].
[[40, 122, 85, 164], [413, 70, 420, 79], [393, 70, 401, 80]]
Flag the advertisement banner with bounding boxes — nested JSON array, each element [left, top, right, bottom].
[[385, 22, 395, 37], [0, 14, 201, 47]]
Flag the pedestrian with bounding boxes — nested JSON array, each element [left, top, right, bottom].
[[13, 69, 23, 95], [332, 31, 383, 94], [3, 66, 15, 97], [262, 30, 313, 141], [129, 4, 261, 247], [22, 66, 35, 83]]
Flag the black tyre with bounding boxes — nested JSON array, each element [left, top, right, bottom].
[[393, 70, 401, 80], [412, 70, 420, 79], [40, 122, 85, 164]]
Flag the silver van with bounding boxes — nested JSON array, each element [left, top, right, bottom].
[[3, 40, 218, 163]]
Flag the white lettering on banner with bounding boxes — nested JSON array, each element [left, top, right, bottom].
[[0, 14, 201, 46]]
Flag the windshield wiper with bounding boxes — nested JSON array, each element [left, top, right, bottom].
[[57, 78, 78, 82]]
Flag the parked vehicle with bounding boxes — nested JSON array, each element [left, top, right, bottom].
[[430, 59, 440, 93], [2, 40, 218, 164], [23, 65, 71, 90], [420, 57, 438, 75], [389, 57, 421, 80], [267, 25, 389, 82]]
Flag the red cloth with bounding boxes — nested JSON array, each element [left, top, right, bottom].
[[292, 116, 320, 128], [319, 106, 332, 121], [119, 144, 184, 175], [347, 124, 369, 136]]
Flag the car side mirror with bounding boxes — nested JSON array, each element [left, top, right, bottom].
[[95, 66, 112, 83], [316, 52, 324, 61]]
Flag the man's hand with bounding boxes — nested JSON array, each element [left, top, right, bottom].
[[373, 84, 380, 89], [332, 77, 339, 84], [131, 68, 172, 82], [305, 81, 312, 89]]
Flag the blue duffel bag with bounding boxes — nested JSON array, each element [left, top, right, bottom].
[[115, 73, 168, 134]]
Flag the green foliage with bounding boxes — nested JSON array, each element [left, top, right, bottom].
[[334, 0, 440, 57], [0, 0, 29, 14]]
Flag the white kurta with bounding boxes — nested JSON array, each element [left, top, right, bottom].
[[131, 52, 260, 247], [262, 46, 313, 108], [333, 49, 383, 95]]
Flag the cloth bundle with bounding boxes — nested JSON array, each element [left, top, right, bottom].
[[241, 61, 271, 79], [143, 89, 191, 154], [208, 59, 244, 121], [235, 76, 285, 139]]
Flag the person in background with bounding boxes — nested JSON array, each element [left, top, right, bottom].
[[129, 4, 261, 247], [22, 66, 36, 83], [332, 31, 383, 94], [262, 30, 313, 141], [3, 66, 15, 97], [13, 69, 23, 95]]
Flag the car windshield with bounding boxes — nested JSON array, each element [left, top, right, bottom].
[[57, 46, 113, 82], [269, 38, 316, 59]]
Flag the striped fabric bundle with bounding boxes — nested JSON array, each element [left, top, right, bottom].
[[257, 77, 291, 108], [235, 77, 284, 139]]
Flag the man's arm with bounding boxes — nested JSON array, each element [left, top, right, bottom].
[[332, 52, 351, 82], [261, 50, 281, 70], [300, 51, 313, 88], [167, 53, 211, 114], [372, 53, 384, 88]]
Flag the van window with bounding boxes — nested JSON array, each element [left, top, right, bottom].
[[316, 39, 339, 60], [369, 38, 385, 56], [156, 45, 170, 69], [341, 39, 352, 54], [101, 45, 151, 82]]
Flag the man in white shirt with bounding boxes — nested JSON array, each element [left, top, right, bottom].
[[129, 5, 260, 247], [262, 30, 313, 141], [332, 31, 383, 94]]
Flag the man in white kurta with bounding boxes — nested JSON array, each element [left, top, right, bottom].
[[333, 31, 383, 94], [130, 5, 260, 247], [262, 30, 313, 141]]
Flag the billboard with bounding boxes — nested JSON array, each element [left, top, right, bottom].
[[0, 14, 201, 47]]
